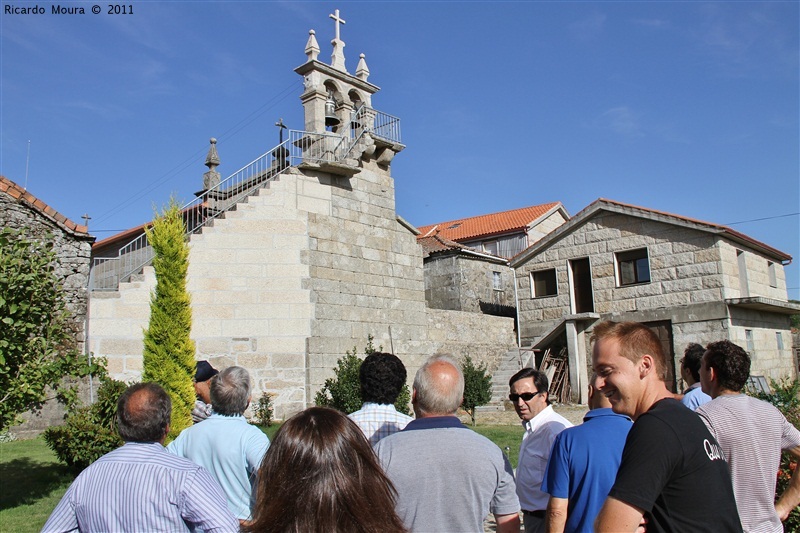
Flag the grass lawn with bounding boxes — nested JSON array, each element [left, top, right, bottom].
[[472, 424, 525, 469], [0, 437, 73, 533], [0, 421, 521, 531]]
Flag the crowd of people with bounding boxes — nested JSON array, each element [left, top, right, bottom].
[[42, 320, 799, 533]]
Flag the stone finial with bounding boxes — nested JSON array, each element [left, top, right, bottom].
[[305, 30, 320, 62], [202, 137, 221, 191], [356, 53, 370, 81], [329, 9, 347, 72], [331, 39, 346, 72]]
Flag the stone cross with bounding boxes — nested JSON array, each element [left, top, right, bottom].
[[329, 9, 345, 41]]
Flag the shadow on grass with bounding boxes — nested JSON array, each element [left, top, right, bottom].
[[0, 458, 72, 510]]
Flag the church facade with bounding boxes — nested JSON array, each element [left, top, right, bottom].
[[88, 15, 516, 419]]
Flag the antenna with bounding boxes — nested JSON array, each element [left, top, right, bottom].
[[24, 140, 31, 190]]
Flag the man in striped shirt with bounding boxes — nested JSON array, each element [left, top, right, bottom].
[[43, 383, 238, 533], [697, 340, 800, 533], [349, 352, 413, 445]]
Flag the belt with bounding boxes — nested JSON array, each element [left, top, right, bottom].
[[522, 510, 546, 518]]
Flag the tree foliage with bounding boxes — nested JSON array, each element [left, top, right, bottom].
[[0, 228, 98, 431], [461, 355, 493, 426], [43, 376, 127, 473], [253, 391, 275, 427], [141, 199, 195, 441], [314, 335, 411, 415]]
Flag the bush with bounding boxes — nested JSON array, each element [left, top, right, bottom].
[[751, 377, 800, 530], [253, 392, 275, 427], [461, 355, 492, 425], [0, 228, 99, 431], [43, 377, 127, 473], [314, 335, 411, 415]]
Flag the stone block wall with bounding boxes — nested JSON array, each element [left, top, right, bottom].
[[424, 254, 515, 312], [527, 209, 569, 244], [425, 309, 516, 372], [718, 240, 788, 300], [305, 159, 431, 403], [1, 189, 94, 435], [729, 307, 795, 381]]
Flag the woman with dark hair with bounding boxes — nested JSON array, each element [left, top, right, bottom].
[[244, 407, 407, 533]]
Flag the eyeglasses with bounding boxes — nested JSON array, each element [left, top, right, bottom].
[[509, 391, 543, 402]]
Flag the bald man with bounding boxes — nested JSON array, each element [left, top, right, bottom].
[[375, 355, 520, 533]]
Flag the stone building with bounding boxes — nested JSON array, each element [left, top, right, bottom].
[[417, 202, 569, 259], [418, 233, 515, 314], [509, 198, 798, 403], [0, 176, 94, 436], [87, 16, 517, 419]]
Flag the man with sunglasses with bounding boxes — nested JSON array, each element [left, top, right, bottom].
[[510, 368, 572, 533]]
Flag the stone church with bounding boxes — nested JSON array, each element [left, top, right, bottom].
[[89, 13, 517, 419]]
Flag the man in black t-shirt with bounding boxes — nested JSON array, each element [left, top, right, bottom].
[[590, 321, 741, 533]]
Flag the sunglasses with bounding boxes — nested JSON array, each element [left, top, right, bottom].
[[509, 391, 543, 402]]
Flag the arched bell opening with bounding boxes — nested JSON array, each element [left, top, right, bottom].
[[323, 81, 343, 132], [348, 89, 364, 131]]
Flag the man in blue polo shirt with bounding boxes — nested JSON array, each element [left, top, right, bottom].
[[542, 374, 632, 533]]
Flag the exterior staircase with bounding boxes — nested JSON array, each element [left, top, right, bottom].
[[90, 106, 400, 292]]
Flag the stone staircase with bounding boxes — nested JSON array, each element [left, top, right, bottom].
[[475, 348, 529, 412]]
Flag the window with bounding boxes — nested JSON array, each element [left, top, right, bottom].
[[737, 250, 749, 296], [768, 262, 777, 288], [492, 271, 502, 291], [483, 240, 499, 256], [532, 269, 557, 298], [745, 329, 754, 352], [616, 248, 651, 286], [776, 332, 784, 350]]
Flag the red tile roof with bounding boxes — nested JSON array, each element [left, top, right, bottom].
[[418, 234, 507, 262], [416, 202, 563, 242], [1, 175, 91, 237], [418, 234, 470, 255]]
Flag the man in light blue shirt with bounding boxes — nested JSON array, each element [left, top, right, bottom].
[[680, 343, 711, 410], [43, 383, 238, 533], [168, 366, 270, 522]]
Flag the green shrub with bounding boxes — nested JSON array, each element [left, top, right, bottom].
[[0, 228, 99, 431], [751, 377, 800, 530], [142, 199, 196, 442], [253, 392, 275, 427], [461, 355, 492, 425], [314, 335, 411, 415], [43, 377, 127, 473]]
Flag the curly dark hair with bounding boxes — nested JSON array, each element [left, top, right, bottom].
[[360, 352, 407, 405], [682, 343, 706, 382], [704, 340, 751, 392]]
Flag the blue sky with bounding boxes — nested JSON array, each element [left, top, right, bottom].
[[2, 1, 798, 298]]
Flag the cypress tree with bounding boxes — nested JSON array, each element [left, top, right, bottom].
[[142, 198, 195, 440]]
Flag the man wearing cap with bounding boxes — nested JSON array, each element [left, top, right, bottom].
[[192, 360, 218, 423]]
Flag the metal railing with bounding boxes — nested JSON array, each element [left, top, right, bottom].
[[90, 107, 401, 291]]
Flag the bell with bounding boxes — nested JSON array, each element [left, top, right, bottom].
[[325, 94, 340, 127]]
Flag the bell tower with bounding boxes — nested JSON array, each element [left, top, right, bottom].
[[295, 9, 380, 135]]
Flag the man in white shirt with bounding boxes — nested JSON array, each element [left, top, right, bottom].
[[510, 367, 573, 533]]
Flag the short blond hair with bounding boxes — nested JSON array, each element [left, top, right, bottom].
[[591, 321, 667, 381]]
